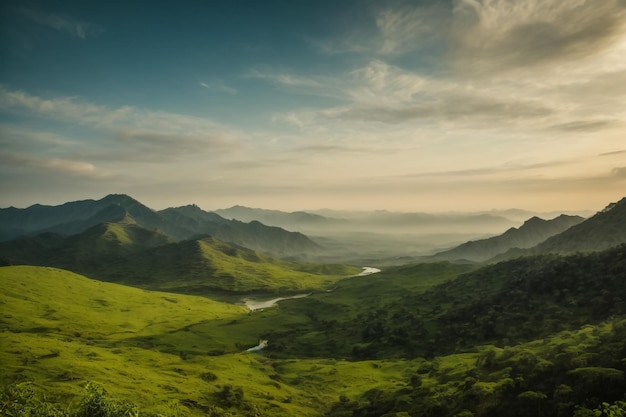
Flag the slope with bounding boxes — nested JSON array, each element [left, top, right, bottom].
[[97, 235, 360, 294], [493, 196, 626, 261], [430, 214, 584, 262], [262, 245, 626, 360], [0, 266, 454, 417], [0, 194, 322, 257], [0, 221, 171, 269]]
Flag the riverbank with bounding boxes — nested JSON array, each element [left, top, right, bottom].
[[242, 266, 381, 311]]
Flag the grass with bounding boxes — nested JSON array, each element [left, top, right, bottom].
[[2, 263, 623, 416], [0, 265, 418, 416]]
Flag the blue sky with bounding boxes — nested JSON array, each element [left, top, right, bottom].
[[1, 0, 625, 212]]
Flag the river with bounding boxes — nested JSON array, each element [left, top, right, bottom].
[[242, 266, 381, 311]]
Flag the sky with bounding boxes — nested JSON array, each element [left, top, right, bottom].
[[1, 0, 625, 213]]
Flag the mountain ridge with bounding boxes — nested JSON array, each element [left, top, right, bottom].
[[491, 197, 626, 261], [0, 194, 320, 257], [429, 213, 585, 262]]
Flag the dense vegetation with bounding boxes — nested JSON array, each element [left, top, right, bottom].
[[0, 224, 361, 296], [2, 243, 625, 416]]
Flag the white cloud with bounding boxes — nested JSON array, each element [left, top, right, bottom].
[[200, 81, 238, 95], [19, 8, 102, 39], [376, 3, 448, 55], [0, 87, 245, 162], [246, 69, 323, 88], [450, 0, 626, 74], [0, 152, 96, 175]]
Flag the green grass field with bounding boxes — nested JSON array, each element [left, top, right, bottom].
[[0, 266, 425, 416], [2, 260, 624, 416]]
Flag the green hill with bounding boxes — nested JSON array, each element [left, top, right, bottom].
[[2, 261, 625, 417], [98, 235, 361, 294], [0, 221, 360, 296], [261, 245, 626, 360], [0, 194, 322, 257], [0, 266, 458, 417]]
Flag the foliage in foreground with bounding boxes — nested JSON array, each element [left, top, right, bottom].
[[1, 382, 140, 417], [323, 319, 626, 417]]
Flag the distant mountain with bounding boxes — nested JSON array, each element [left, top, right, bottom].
[[0, 194, 321, 257], [430, 214, 585, 262], [0, 198, 127, 241], [215, 205, 342, 231], [493, 197, 626, 261]]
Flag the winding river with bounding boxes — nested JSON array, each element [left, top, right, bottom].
[[242, 266, 381, 311]]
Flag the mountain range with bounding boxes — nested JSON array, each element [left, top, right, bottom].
[[1, 195, 626, 417], [0, 194, 320, 257], [428, 214, 586, 262]]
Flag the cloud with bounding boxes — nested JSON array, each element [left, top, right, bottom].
[[600, 149, 626, 157], [549, 119, 620, 132], [200, 81, 238, 95], [0, 87, 244, 162], [19, 8, 102, 39], [0, 152, 96, 175], [610, 167, 626, 178], [376, 3, 448, 55], [450, 0, 626, 74], [269, 60, 555, 127], [114, 129, 238, 162], [310, 2, 448, 57], [246, 69, 323, 88]]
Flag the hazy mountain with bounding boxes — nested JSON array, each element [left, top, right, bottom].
[[430, 214, 585, 262], [493, 197, 626, 261], [0, 194, 321, 257], [0, 199, 127, 241], [215, 205, 340, 231]]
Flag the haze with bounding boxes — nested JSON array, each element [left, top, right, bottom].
[[1, 0, 625, 213]]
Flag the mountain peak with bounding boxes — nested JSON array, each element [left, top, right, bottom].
[[522, 216, 546, 226], [100, 194, 142, 206], [601, 197, 626, 213]]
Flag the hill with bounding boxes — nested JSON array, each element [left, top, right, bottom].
[[2, 248, 626, 416], [0, 194, 321, 257], [215, 205, 341, 231], [430, 214, 584, 262], [264, 245, 626, 360], [0, 223, 360, 295], [493, 197, 626, 261]]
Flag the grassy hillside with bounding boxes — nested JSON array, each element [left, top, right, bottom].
[[0, 265, 459, 417], [0, 227, 361, 296], [95, 236, 361, 295], [2, 265, 624, 417]]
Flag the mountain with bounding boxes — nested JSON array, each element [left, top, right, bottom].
[[493, 197, 626, 261], [96, 235, 359, 294], [160, 204, 321, 256], [267, 244, 626, 361], [0, 221, 359, 295], [0, 221, 171, 269], [215, 205, 339, 231], [430, 214, 585, 262], [0, 194, 321, 257]]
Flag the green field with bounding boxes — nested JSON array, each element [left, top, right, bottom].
[[0, 266, 426, 416], [2, 251, 625, 416]]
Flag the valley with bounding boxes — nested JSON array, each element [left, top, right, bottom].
[[1, 195, 625, 416]]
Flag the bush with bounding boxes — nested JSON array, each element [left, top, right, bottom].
[[1, 382, 141, 417], [74, 383, 139, 417]]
